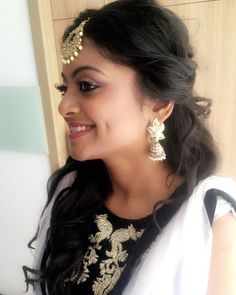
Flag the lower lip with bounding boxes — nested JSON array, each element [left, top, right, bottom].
[[68, 127, 94, 140]]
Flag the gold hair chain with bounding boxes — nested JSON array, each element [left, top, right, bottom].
[[61, 18, 90, 65]]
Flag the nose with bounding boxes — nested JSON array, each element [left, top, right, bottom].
[[58, 90, 81, 118]]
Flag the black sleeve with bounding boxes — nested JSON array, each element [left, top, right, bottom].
[[204, 189, 236, 225]]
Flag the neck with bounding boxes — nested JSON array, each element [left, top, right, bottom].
[[103, 153, 183, 207]]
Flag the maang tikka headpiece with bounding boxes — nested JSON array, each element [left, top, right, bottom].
[[61, 18, 90, 65]]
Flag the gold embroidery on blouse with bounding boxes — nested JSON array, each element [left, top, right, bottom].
[[64, 246, 98, 284], [92, 222, 143, 295], [90, 214, 113, 250], [64, 213, 144, 294]]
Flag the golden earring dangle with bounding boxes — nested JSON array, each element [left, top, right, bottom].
[[146, 118, 166, 161]]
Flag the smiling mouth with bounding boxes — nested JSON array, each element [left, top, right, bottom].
[[68, 124, 95, 140], [69, 125, 95, 132]]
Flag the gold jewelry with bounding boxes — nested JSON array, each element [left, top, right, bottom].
[[146, 118, 166, 161], [61, 18, 90, 65]]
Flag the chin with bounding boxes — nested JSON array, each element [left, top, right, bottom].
[[70, 149, 97, 162]]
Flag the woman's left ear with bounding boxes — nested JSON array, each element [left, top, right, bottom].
[[152, 100, 174, 123]]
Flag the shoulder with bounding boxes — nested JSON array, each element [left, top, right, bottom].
[[190, 175, 236, 218]]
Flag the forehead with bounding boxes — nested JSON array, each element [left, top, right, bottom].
[[62, 38, 137, 81]]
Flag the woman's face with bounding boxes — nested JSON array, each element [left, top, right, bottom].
[[58, 39, 152, 161]]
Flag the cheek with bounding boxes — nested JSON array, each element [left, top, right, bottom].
[[103, 108, 146, 144], [86, 88, 147, 143]]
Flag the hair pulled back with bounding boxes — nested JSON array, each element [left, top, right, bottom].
[[23, 1, 218, 294]]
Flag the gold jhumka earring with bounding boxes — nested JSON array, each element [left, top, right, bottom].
[[61, 18, 90, 65], [146, 118, 166, 161]]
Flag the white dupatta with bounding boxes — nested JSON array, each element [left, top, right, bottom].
[[123, 176, 236, 295], [32, 172, 76, 295]]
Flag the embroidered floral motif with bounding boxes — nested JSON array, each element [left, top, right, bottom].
[[64, 213, 144, 294], [93, 222, 143, 295], [89, 214, 113, 250]]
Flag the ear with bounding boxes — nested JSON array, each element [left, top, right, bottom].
[[152, 100, 174, 123]]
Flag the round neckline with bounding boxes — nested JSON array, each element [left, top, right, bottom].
[[101, 203, 153, 223]]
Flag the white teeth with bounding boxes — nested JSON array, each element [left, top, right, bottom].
[[70, 125, 93, 132]]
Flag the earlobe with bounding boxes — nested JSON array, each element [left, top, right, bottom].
[[152, 100, 174, 123]]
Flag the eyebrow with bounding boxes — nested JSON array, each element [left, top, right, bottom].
[[61, 65, 106, 80]]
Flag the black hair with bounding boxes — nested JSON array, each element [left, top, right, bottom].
[[23, 0, 218, 294]]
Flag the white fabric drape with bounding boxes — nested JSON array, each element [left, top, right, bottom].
[[123, 176, 236, 295], [32, 172, 76, 295]]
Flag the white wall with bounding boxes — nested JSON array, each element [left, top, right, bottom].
[[0, 0, 38, 87], [0, 152, 50, 295], [0, 1, 51, 294]]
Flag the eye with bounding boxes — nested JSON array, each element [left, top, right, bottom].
[[55, 83, 67, 96], [79, 81, 99, 93]]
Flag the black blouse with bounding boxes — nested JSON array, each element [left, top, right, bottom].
[[63, 204, 153, 295]]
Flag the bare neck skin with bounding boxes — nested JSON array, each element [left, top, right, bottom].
[[103, 152, 183, 219]]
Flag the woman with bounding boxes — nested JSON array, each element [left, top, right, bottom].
[[23, 0, 236, 294]]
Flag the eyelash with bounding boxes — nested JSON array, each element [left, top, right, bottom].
[[55, 84, 67, 95], [55, 81, 99, 95]]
